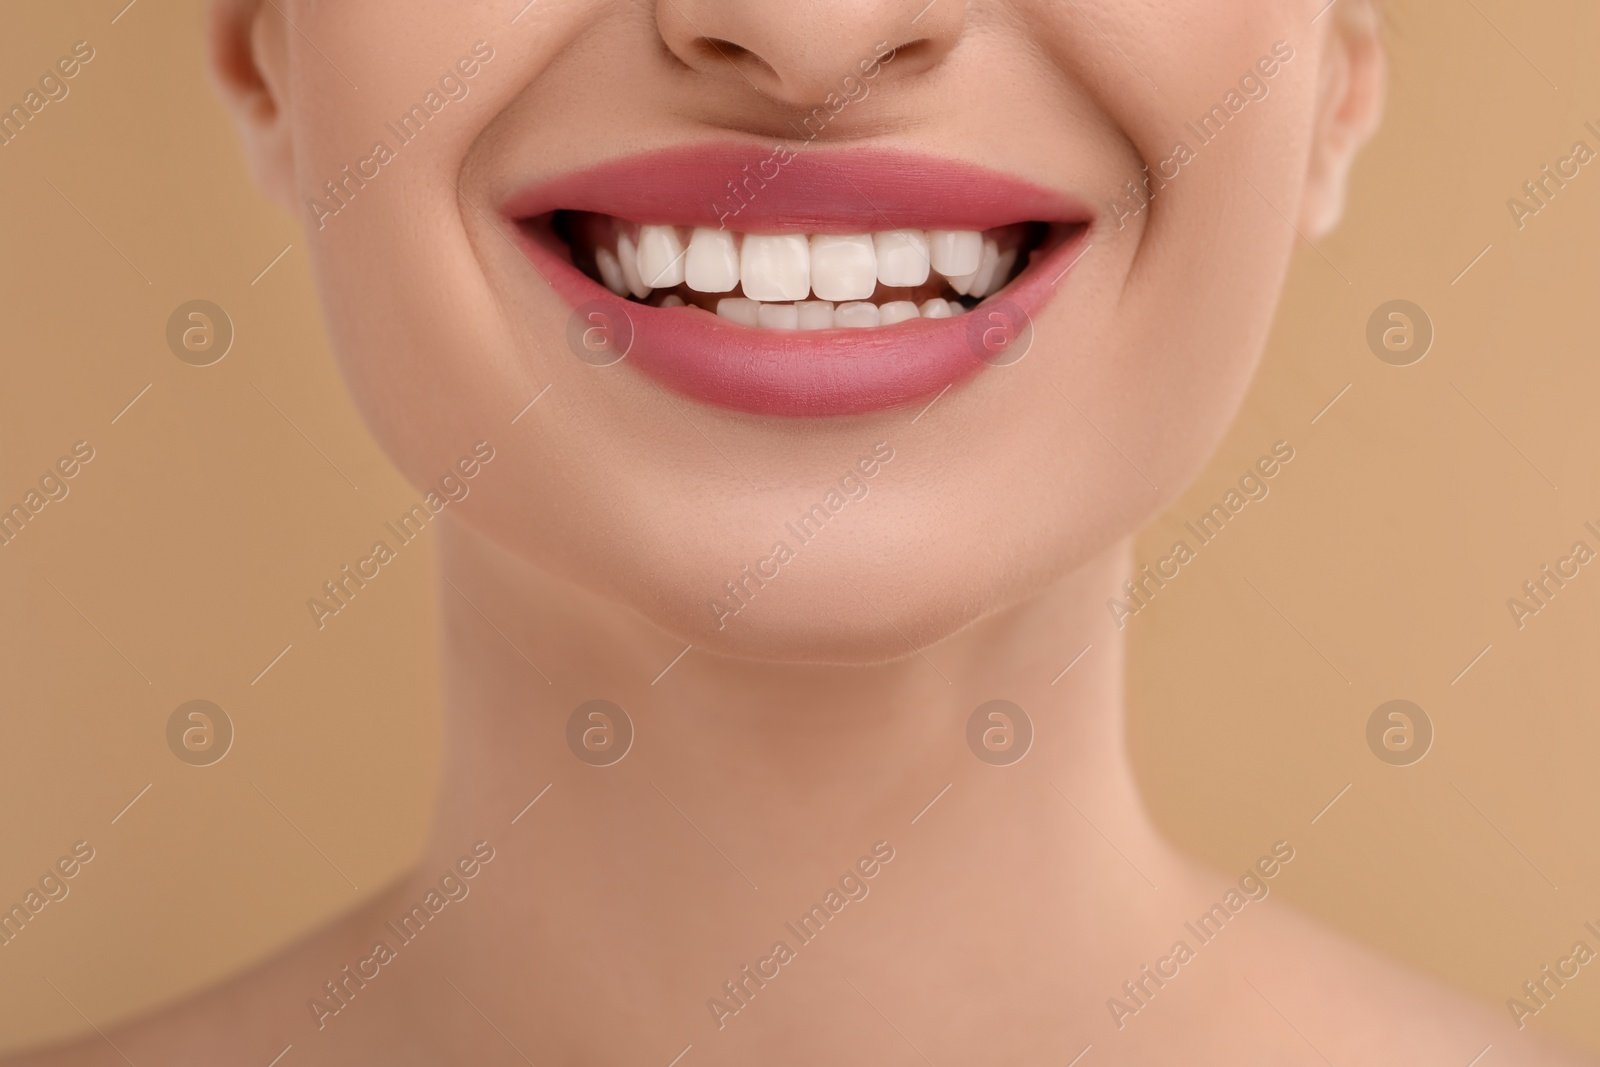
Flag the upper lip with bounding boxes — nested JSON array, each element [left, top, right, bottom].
[[500, 142, 1094, 231]]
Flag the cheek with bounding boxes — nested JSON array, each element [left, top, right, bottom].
[[292, 5, 525, 481]]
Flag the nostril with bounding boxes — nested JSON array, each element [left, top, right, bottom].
[[693, 37, 778, 79], [700, 37, 749, 60], [873, 38, 937, 75]]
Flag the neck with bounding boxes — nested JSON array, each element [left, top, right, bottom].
[[384, 518, 1193, 1060], [425, 517, 1149, 854]]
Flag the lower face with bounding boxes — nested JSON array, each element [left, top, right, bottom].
[[294, 0, 1318, 662]]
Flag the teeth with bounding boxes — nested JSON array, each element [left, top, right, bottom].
[[835, 302, 880, 328], [704, 297, 965, 328], [685, 228, 741, 292], [741, 234, 811, 302], [874, 229, 931, 288], [983, 247, 1018, 297], [716, 297, 760, 326], [969, 240, 1010, 297], [594, 247, 627, 295], [756, 302, 800, 330], [616, 232, 653, 299], [796, 301, 835, 330], [637, 224, 687, 288], [808, 234, 878, 301], [879, 300, 920, 325], [593, 220, 1021, 321], [928, 230, 982, 276], [948, 237, 998, 296]]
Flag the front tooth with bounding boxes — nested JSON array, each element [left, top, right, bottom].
[[928, 230, 982, 277], [594, 247, 627, 295], [757, 303, 799, 330], [716, 297, 760, 326], [949, 238, 998, 296], [741, 234, 811, 301], [808, 234, 877, 301], [879, 300, 920, 325], [796, 300, 835, 330], [874, 229, 930, 288], [919, 298, 952, 319], [834, 301, 880, 328], [637, 224, 687, 288], [947, 299, 968, 316], [658, 294, 685, 307], [685, 228, 740, 292], [616, 232, 653, 298]]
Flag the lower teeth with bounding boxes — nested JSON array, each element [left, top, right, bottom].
[[711, 297, 967, 329]]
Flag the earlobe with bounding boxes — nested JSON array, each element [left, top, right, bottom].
[[207, 0, 297, 211], [1299, 4, 1387, 238]]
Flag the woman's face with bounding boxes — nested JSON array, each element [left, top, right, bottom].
[[218, 0, 1380, 662]]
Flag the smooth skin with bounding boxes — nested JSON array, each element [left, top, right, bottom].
[[8, 0, 1595, 1063]]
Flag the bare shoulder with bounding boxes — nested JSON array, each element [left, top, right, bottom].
[[1, 969, 291, 1067], [0, 882, 417, 1067], [1232, 903, 1598, 1066]]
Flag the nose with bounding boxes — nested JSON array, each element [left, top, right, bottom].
[[655, 0, 965, 106]]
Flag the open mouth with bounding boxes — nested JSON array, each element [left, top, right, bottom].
[[503, 145, 1092, 417], [550, 214, 1049, 329]]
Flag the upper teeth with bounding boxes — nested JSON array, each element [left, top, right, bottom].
[[637, 224, 687, 289], [593, 225, 1018, 304], [740, 233, 811, 301], [808, 234, 876, 301], [873, 230, 931, 288]]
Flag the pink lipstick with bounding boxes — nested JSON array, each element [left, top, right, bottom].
[[505, 144, 1092, 417]]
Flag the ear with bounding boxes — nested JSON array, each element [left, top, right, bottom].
[[206, 0, 296, 211], [1299, 3, 1387, 238]]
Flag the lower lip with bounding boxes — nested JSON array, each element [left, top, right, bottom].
[[518, 229, 1087, 418]]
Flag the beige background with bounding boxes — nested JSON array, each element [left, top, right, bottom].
[[2, 0, 1598, 1054]]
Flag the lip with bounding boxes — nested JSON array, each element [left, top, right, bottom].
[[503, 144, 1093, 417]]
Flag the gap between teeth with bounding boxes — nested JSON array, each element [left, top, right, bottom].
[[589, 224, 1021, 325]]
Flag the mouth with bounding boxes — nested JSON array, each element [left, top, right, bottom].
[[505, 145, 1092, 417]]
